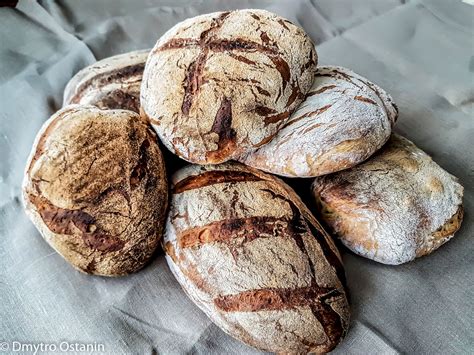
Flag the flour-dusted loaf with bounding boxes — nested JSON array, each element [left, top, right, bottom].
[[239, 66, 398, 177], [141, 9, 317, 164], [22, 105, 168, 276], [312, 134, 464, 265], [163, 162, 349, 353], [63, 50, 149, 113]]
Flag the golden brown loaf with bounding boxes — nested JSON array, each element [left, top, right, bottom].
[[312, 134, 464, 265], [239, 66, 398, 177], [163, 162, 349, 353], [141, 9, 317, 164], [63, 50, 149, 113], [22, 105, 168, 276]]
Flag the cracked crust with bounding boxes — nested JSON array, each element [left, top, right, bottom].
[[163, 162, 349, 353], [312, 134, 464, 265], [22, 105, 168, 276], [141, 9, 317, 164], [239, 66, 398, 177], [63, 50, 149, 113]]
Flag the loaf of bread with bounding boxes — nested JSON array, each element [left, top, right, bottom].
[[312, 134, 464, 265], [141, 9, 317, 164], [163, 162, 349, 353], [239, 66, 398, 177], [63, 49, 149, 113], [22, 105, 168, 276]]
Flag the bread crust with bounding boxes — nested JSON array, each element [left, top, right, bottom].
[[22, 105, 168, 276], [63, 50, 149, 113], [163, 162, 349, 353], [141, 9, 317, 164], [239, 66, 398, 177], [312, 134, 464, 265]]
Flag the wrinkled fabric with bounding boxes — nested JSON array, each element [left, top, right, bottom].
[[0, 0, 473, 353]]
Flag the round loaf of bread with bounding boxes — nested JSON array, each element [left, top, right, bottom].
[[312, 134, 464, 265], [239, 66, 398, 177], [63, 49, 149, 113], [22, 105, 168, 276], [164, 162, 349, 353], [141, 9, 317, 164]]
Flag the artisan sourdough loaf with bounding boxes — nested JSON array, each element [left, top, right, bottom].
[[239, 66, 398, 177], [63, 49, 149, 113], [312, 134, 464, 265], [164, 162, 349, 353], [141, 9, 317, 164], [23, 105, 168, 276]]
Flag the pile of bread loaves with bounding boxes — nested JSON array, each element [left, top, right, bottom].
[[22, 9, 464, 354]]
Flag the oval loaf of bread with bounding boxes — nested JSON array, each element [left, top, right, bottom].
[[22, 105, 168, 276], [163, 162, 349, 353], [141, 9, 317, 164], [312, 134, 464, 265], [63, 49, 149, 113], [239, 66, 398, 177]]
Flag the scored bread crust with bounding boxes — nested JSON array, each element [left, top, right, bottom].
[[239, 66, 398, 177], [63, 49, 149, 113], [312, 134, 464, 265], [22, 105, 168, 276], [163, 162, 349, 353], [141, 9, 317, 164]]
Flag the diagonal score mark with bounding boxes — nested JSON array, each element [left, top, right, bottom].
[[178, 11, 231, 116], [153, 11, 298, 124], [259, 188, 345, 348], [214, 286, 341, 312]]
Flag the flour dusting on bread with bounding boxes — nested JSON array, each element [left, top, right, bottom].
[[312, 134, 463, 264], [164, 162, 349, 353], [63, 50, 149, 113], [239, 66, 398, 177], [141, 10, 317, 164]]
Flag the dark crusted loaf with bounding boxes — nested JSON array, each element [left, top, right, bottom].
[[22, 105, 168, 276]]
